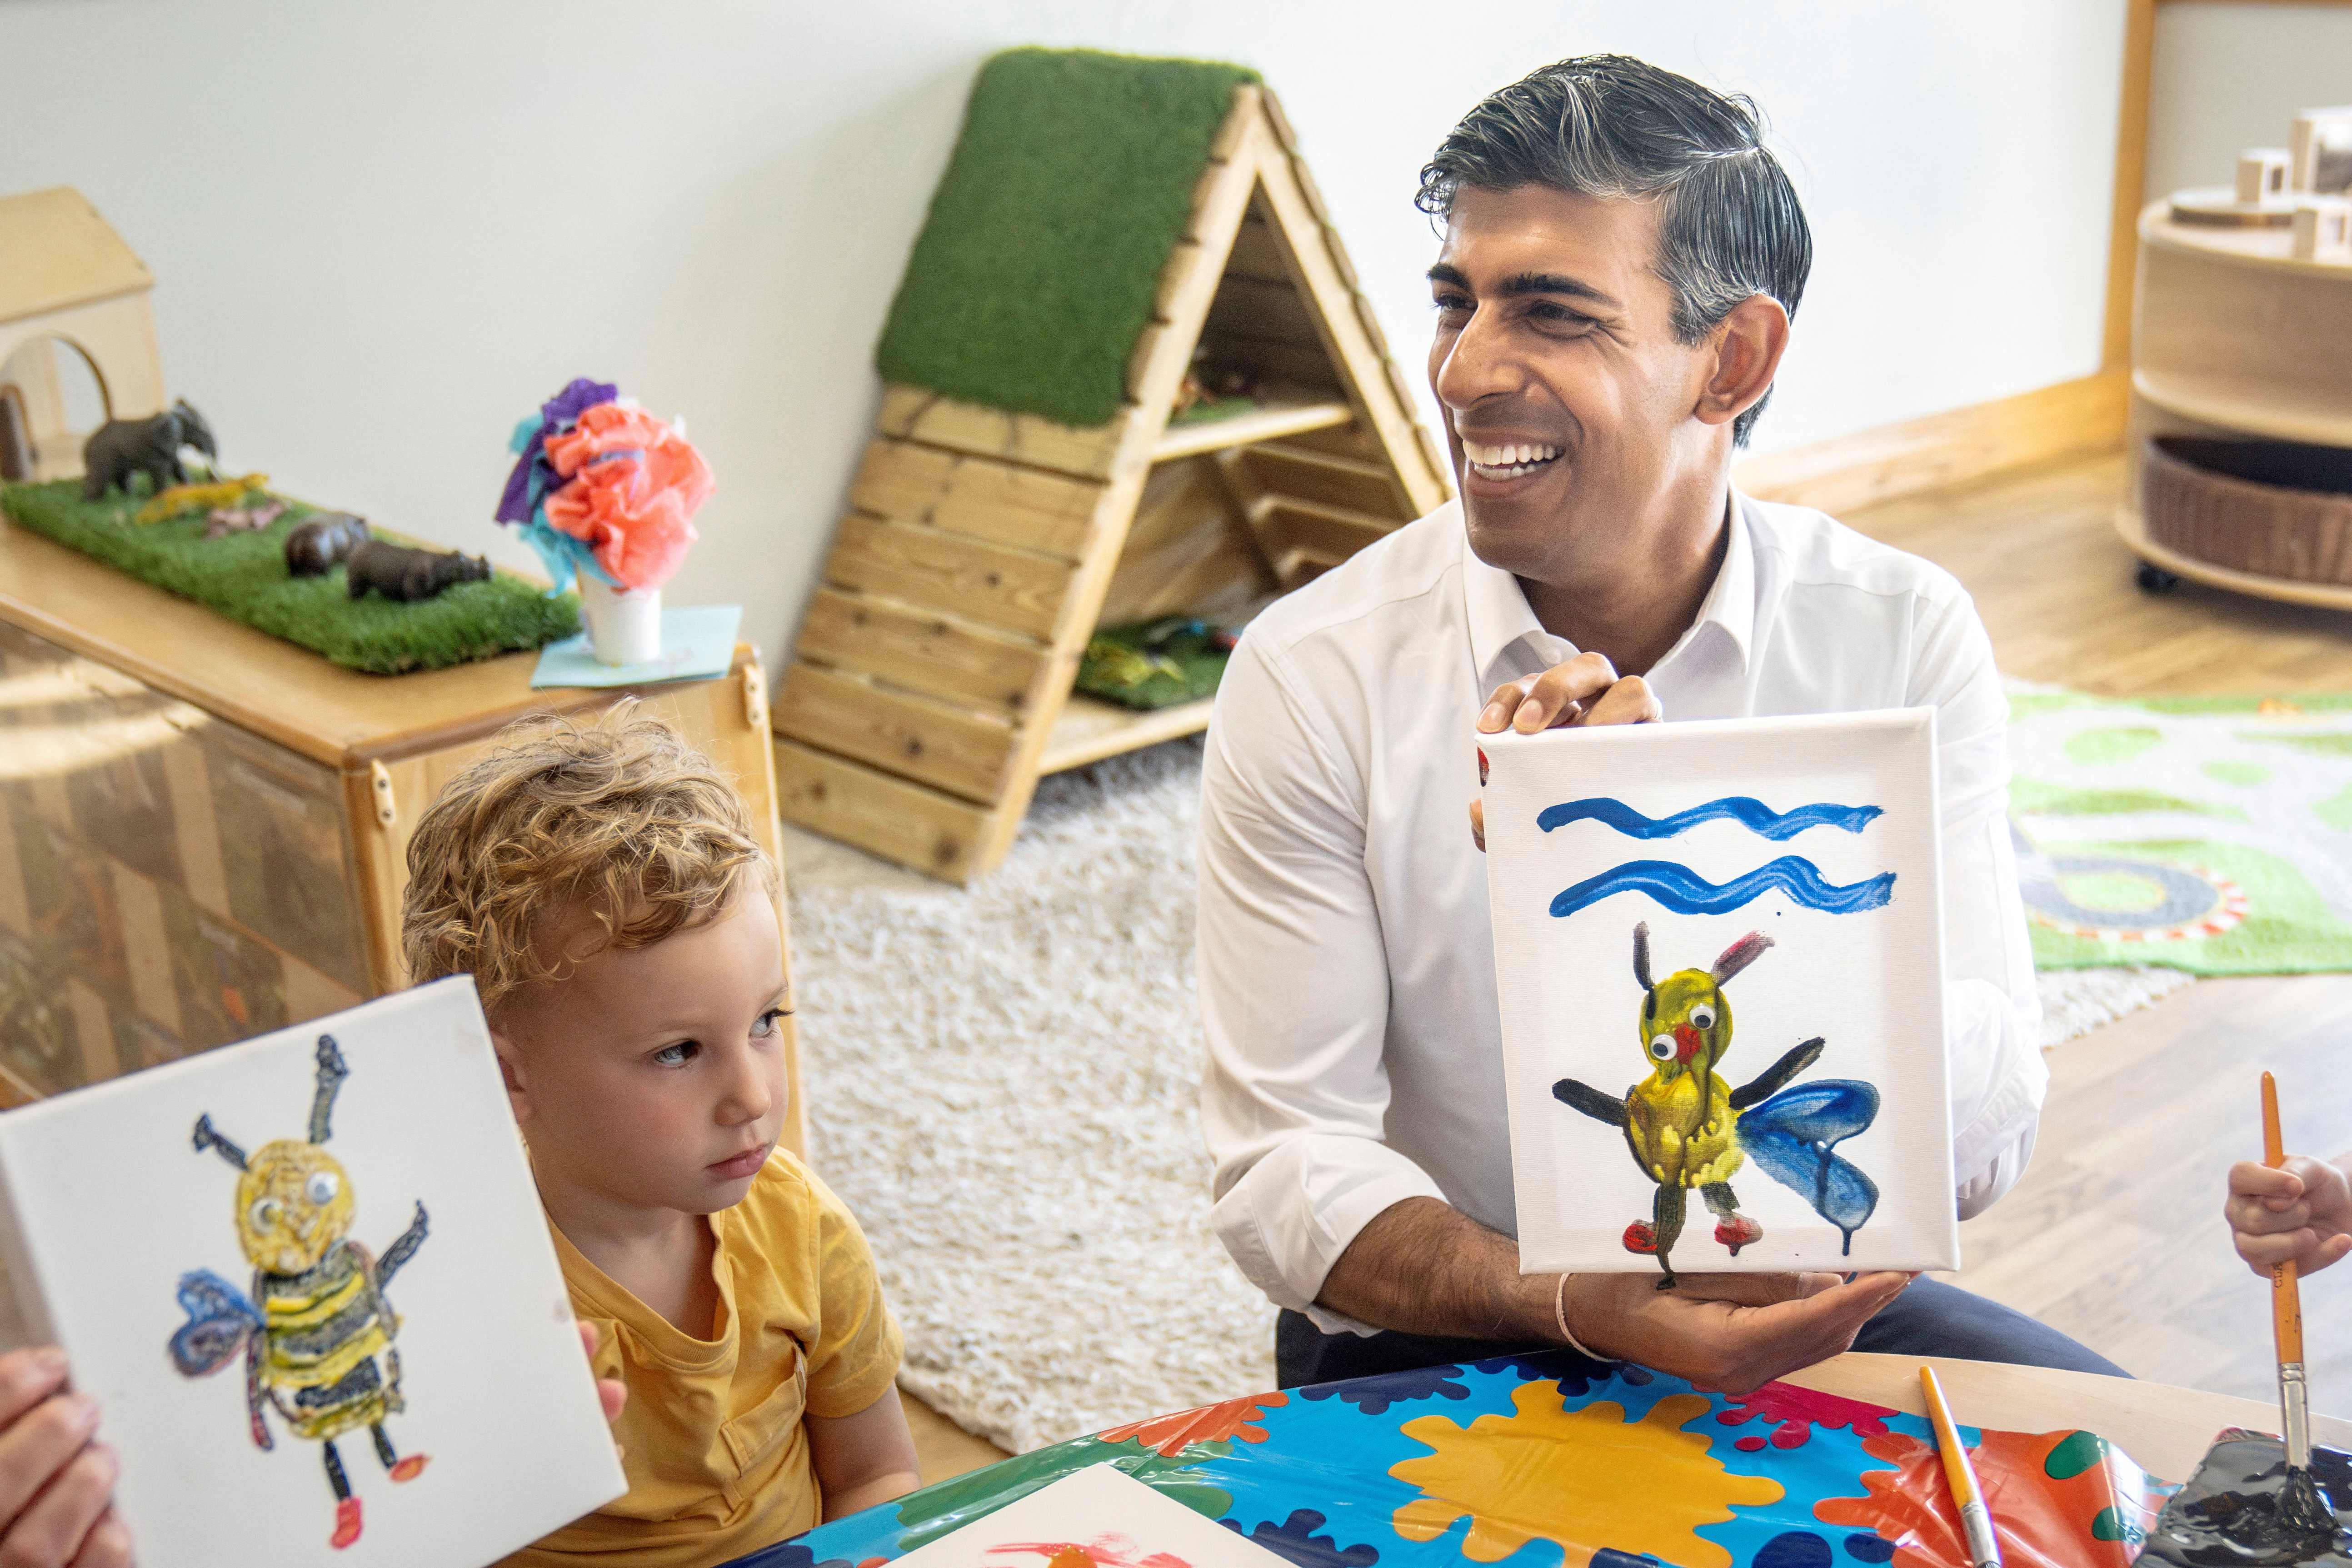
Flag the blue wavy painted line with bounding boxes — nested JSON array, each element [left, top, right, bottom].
[[1548, 856, 1896, 919], [1536, 795, 1883, 840]]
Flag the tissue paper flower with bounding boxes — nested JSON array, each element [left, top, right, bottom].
[[492, 377, 713, 594], [541, 403, 713, 592]]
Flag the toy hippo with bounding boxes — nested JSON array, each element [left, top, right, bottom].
[[284, 513, 371, 576], [345, 539, 492, 603], [81, 400, 217, 500]]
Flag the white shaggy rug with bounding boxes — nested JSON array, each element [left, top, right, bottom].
[[785, 739, 2191, 1454]]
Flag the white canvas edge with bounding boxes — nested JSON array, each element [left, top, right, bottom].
[[1480, 708, 1960, 1277], [890, 1463, 1293, 1568]]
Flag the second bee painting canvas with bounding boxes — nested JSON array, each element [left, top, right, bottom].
[[0, 978, 625, 1566], [1480, 710, 1958, 1281]]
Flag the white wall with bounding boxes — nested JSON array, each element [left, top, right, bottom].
[[2145, 1, 2352, 201], [2, 0, 2126, 669]]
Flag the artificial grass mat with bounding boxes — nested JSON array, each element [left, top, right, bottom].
[[874, 47, 1260, 429], [1074, 618, 1231, 710], [0, 480, 578, 675]]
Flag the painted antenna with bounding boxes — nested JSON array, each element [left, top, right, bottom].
[[191, 1114, 249, 1171], [309, 1035, 349, 1145], [1711, 931, 1775, 984], [1632, 921, 1653, 992]]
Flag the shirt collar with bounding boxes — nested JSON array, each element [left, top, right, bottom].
[[1461, 490, 1757, 689]]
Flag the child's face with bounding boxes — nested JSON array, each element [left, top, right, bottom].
[[491, 889, 790, 1218]]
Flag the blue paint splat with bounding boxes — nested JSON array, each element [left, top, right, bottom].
[[1220, 1510, 1379, 1568], [1548, 857, 1896, 919], [753, 1547, 853, 1568], [1537, 796, 1883, 841], [1298, 1363, 1469, 1414], [1843, 1533, 1898, 1563], [1468, 1349, 1614, 1391], [1753, 1530, 1835, 1568], [1592, 1552, 1668, 1567]]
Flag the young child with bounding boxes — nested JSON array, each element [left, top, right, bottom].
[[401, 709, 919, 1566]]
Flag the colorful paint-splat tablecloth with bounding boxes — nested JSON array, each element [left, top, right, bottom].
[[736, 1351, 2175, 1568]]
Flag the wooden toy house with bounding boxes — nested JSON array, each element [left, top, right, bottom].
[[0, 188, 167, 482], [773, 55, 1452, 882]]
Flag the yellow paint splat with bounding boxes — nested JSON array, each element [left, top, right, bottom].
[[1388, 1386, 1783, 1568]]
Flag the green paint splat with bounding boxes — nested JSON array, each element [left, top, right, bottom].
[[2202, 760, 2271, 786], [2242, 731, 2352, 758], [2092, 1505, 2127, 1542], [2045, 1429, 2107, 1480], [2011, 778, 2243, 820], [2064, 726, 2162, 766], [2320, 783, 2352, 833], [891, 1436, 1233, 1549]]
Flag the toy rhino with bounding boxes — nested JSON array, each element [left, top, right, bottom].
[[345, 539, 491, 603], [82, 400, 217, 500], [285, 513, 371, 576]]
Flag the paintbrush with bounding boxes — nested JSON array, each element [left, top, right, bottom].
[[2262, 1070, 2336, 1537], [1920, 1365, 2002, 1568]]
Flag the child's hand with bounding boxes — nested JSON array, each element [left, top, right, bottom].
[[2228, 1154, 2352, 1276]]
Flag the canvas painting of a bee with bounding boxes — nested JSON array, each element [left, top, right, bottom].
[[170, 1033, 430, 1550], [0, 977, 626, 1568], [1480, 711, 1959, 1278]]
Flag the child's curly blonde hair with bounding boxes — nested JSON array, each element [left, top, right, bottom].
[[399, 706, 777, 1012]]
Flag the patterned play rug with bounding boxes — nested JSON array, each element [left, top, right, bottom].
[[2007, 685, 2352, 975]]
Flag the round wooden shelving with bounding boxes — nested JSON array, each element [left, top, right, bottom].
[[2118, 200, 2352, 607]]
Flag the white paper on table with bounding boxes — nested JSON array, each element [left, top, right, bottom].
[[0, 977, 625, 1567], [1479, 709, 1957, 1279], [890, 1463, 1297, 1568]]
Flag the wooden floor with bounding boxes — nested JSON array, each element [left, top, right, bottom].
[[1850, 449, 2352, 1409], [902, 449, 2352, 1475]]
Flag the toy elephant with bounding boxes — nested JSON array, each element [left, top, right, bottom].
[[345, 539, 492, 603], [81, 400, 217, 500], [284, 513, 371, 576]]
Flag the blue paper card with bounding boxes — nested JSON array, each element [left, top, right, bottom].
[[530, 604, 743, 689]]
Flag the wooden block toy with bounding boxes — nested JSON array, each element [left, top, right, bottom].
[[0, 188, 167, 484], [2291, 197, 2352, 262], [773, 53, 1453, 882], [2237, 148, 2291, 205], [2290, 107, 2352, 195]]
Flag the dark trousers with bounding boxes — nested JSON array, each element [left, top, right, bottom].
[[1275, 1276, 2127, 1389]]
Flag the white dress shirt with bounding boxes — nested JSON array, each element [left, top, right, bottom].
[[1198, 492, 2045, 1333]]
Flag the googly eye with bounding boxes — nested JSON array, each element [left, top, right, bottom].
[[249, 1197, 283, 1231], [305, 1171, 340, 1206], [1688, 1005, 1716, 1031], [1648, 1034, 1676, 1061]]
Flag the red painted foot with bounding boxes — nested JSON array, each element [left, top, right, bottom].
[[390, 1454, 429, 1483], [1714, 1214, 1764, 1255], [1621, 1220, 1658, 1254], [331, 1498, 363, 1550]]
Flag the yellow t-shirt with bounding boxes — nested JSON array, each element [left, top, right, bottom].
[[504, 1152, 904, 1568]]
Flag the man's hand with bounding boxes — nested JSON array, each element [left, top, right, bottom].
[[1471, 652, 1661, 850], [1561, 1270, 1913, 1395], [2228, 1154, 2352, 1278], [0, 1347, 130, 1568]]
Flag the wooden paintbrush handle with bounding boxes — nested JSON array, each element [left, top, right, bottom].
[[2263, 1072, 2307, 1365]]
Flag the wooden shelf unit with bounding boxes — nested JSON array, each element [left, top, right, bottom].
[[772, 85, 1453, 883], [2118, 200, 2352, 605]]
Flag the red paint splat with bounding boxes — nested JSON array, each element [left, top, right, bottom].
[[1735, 1436, 1767, 1453], [1715, 1382, 1895, 1451], [1098, 1392, 1288, 1457], [1813, 1427, 2166, 1567]]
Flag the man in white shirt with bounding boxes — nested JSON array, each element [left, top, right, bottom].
[[1198, 54, 2120, 1392]]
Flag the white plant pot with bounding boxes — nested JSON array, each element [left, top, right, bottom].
[[579, 577, 661, 666]]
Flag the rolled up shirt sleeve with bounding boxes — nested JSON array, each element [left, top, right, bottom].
[[1911, 589, 2047, 1218], [1197, 634, 1446, 1321]]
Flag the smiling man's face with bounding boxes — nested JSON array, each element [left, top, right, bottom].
[[1428, 184, 1724, 585]]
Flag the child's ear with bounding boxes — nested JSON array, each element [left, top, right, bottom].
[[488, 1026, 533, 1127]]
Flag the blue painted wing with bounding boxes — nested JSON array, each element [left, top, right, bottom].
[[1738, 1080, 1882, 1255], [169, 1268, 261, 1378]]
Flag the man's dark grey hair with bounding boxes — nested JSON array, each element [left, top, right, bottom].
[[1417, 55, 1811, 446]]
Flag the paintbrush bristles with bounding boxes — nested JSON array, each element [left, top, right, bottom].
[[2262, 1072, 2307, 1366]]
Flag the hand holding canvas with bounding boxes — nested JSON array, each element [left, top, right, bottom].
[[0, 1328, 625, 1568], [1468, 651, 1661, 851], [1558, 1269, 1914, 1394], [0, 1346, 129, 1568], [2230, 1154, 2352, 1276]]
